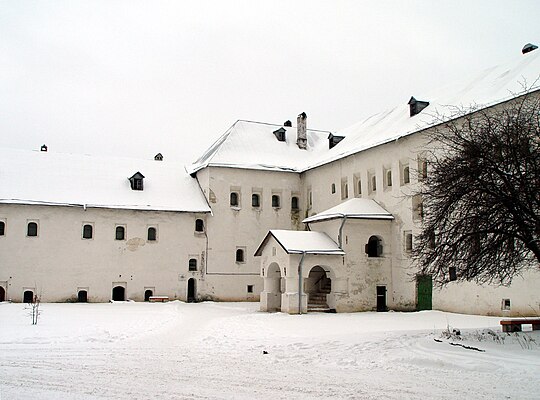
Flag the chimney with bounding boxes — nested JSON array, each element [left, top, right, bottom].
[[40, 144, 48, 152], [296, 112, 307, 150], [284, 120, 292, 127]]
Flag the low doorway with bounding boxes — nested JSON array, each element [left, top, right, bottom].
[[23, 290, 34, 303], [144, 289, 153, 302], [376, 285, 387, 312], [112, 286, 125, 301], [0, 286, 5, 302], [78, 290, 88, 303]]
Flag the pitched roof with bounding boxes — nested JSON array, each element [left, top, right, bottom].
[[254, 229, 345, 256], [307, 50, 540, 169], [0, 148, 211, 213], [189, 120, 331, 174], [303, 198, 394, 223]]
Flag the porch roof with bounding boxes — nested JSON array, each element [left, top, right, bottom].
[[254, 230, 345, 256], [302, 198, 394, 224]]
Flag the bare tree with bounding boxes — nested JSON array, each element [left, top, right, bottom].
[[27, 293, 41, 325], [413, 91, 540, 286]]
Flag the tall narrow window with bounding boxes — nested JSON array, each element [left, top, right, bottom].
[[82, 224, 93, 239], [236, 248, 245, 262], [230, 192, 239, 207], [371, 175, 377, 192], [272, 195, 280, 208], [357, 179, 362, 196], [115, 226, 125, 240], [331, 183, 336, 194], [195, 219, 204, 232], [27, 222, 38, 237], [449, 267, 457, 281], [188, 258, 197, 271], [387, 170, 392, 187], [147, 227, 157, 241], [252, 194, 260, 208], [403, 166, 410, 184], [0, 221, 5, 236], [291, 196, 299, 210], [404, 231, 413, 253]]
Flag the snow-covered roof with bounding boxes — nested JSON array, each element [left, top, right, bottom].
[[308, 50, 540, 169], [254, 229, 345, 256], [303, 198, 394, 224], [0, 148, 211, 213], [189, 120, 331, 174]]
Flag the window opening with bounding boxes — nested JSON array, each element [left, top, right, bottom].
[[115, 226, 125, 240], [83, 224, 93, 239], [387, 170, 392, 187], [449, 267, 457, 281], [252, 194, 260, 208], [272, 195, 280, 208], [403, 166, 410, 184], [189, 258, 197, 271], [147, 227, 157, 241], [405, 232, 413, 252], [247, 285, 254, 293], [230, 192, 239, 207], [291, 196, 299, 210], [371, 175, 377, 192], [195, 219, 204, 232], [23, 290, 34, 303], [366, 236, 383, 257], [0, 221, 4, 236], [331, 183, 336, 194], [236, 248, 245, 262], [27, 222, 38, 237]]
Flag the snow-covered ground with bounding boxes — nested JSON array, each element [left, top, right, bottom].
[[0, 302, 538, 400]]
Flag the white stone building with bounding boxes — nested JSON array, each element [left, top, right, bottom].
[[1, 50, 539, 316]]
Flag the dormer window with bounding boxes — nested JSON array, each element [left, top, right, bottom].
[[408, 97, 429, 117], [328, 134, 345, 149], [128, 172, 145, 191], [273, 127, 286, 142], [154, 153, 163, 161]]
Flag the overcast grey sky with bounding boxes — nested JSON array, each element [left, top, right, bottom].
[[1, 0, 539, 163]]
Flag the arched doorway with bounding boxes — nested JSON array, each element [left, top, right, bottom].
[[144, 289, 153, 302], [0, 286, 5, 302], [112, 286, 125, 301], [306, 266, 331, 312], [187, 279, 196, 303], [23, 290, 34, 303], [78, 290, 88, 303]]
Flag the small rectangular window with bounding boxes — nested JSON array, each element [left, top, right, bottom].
[[502, 298, 511, 310], [247, 285, 254, 293], [404, 231, 413, 253], [252, 193, 260, 208], [0, 220, 5, 236], [449, 266, 457, 281], [271, 194, 280, 208], [188, 258, 197, 271], [115, 225, 126, 240]]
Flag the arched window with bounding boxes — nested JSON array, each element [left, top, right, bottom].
[[82, 224, 93, 239], [0, 221, 5, 236], [189, 258, 197, 271], [365, 235, 383, 257], [272, 195, 280, 208], [115, 226, 125, 240], [147, 227, 157, 241], [387, 170, 392, 187], [195, 219, 204, 232], [371, 175, 377, 191], [403, 166, 410, 184], [27, 222, 38, 237], [252, 194, 260, 208], [230, 192, 239, 207], [236, 248, 245, 263], [291, 196, 299, 210]]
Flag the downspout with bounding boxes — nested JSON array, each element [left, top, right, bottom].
[[298, 251, 306, 315], [337, 214, 347, 248]]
